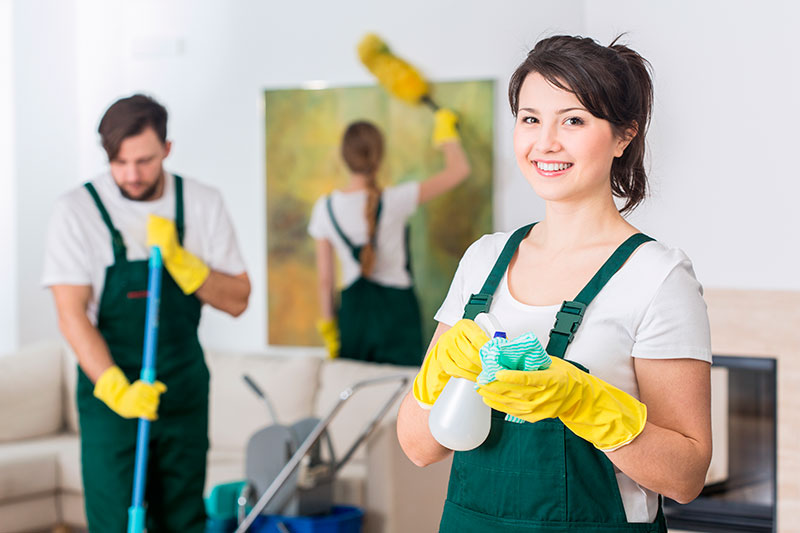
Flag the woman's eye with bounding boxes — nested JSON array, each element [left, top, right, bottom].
[[564, 117, 584, 126], [521, 116, 538, 124]]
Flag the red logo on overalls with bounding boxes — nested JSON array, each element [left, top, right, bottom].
[[127, 290, 148, 299]]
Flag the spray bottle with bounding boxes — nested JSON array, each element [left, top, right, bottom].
[[428, 313, 505, 451]]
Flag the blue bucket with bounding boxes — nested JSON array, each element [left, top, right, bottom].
[[206, 506, 363, 533]]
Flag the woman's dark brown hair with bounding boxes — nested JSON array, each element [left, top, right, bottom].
[[341, 121, 384, 276], [98, 94, 168, 161], [508, 35, 653, 213]]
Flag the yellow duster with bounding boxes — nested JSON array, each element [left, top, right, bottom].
[[357, 33, 429, 105]]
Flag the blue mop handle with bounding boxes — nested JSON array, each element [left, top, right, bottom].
[[128, 247, 163, 533]]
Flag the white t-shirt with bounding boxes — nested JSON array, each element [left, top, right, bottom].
[[42, 172, 247, 324], [308, 181, 420, 289], [435, 230, 712, 523]]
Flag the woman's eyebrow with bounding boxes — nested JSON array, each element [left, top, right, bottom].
[[557, 107, 586, 114], [518, 106, 587, 114]]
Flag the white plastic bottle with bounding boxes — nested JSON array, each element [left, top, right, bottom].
[[428, 313, 504, 451]]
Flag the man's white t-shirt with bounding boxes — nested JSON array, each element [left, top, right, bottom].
[[42, 172, 247, 324], [434, 230, 712, 524], [308, 181, 420, 289]]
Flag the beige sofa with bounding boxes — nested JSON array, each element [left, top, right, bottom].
[[0, 341, 452, 533]]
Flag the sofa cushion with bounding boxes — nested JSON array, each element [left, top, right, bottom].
[[313, 360, 415, 464], [61, 345, 80, 434], [0, 495, 58, 533], [206, 351, 321, 452], [0, 447, 56, 501], [58, 492, 87, 528], [0, 341, 64, 442], [0, 434, 81, 499], [53, 435, 81, 493]]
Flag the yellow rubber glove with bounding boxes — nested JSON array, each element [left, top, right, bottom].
[[147, 215, 210, 294], [432, 108, 460, 147], [477, 357, 647, 450], [93, 365, 167, 420], [316, 318, 340, 359], [412, 319, 488, 409]]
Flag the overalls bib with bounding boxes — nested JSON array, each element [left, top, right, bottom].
[[77, 176, 209, 532], [326, 195, 423, 366], [440, 223, 667, 533]]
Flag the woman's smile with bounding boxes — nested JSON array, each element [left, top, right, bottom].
[[533, 159, 573, 177]]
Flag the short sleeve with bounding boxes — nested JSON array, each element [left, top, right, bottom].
[[433, 238, 482, 327], [41, 196, 93, 287], [205, 193, 247, 275], [631, 260, 712, 362], [389, 181, 420, 220], [308, 196, 329, 240]]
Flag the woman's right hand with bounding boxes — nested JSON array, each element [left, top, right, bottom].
[[412, 319, 488, 408], [432, 108, 460, 147]]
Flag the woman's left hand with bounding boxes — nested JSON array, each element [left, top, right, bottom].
[[477, 357, 647, 450]]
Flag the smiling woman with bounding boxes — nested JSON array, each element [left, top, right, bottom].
[[512, 72, 633, 208], [397, 34, 712, 533], [508, 35, 651, 214]]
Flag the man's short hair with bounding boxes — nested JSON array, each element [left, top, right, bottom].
[[97, 94, 168, 161]]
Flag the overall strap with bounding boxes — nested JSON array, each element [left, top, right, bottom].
[[546, 233, 654, 358], [173, 174, 186, 245], [404, 226, 413, 277], [326, 194, 383, 263], [462, 223, 536, 320], [84, 182, 126, 264]]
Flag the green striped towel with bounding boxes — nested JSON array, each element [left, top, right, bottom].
[[477, 332, 551, 423]]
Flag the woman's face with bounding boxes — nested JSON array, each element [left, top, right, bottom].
[[513, 72, 631, 207]]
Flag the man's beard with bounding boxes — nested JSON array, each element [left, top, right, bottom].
[[119, 173, 164, 201]]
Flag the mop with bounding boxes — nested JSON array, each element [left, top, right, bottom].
[[127, 246, 163, 533]]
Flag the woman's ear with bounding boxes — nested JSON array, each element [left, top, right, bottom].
[[614, 121, 638, 158]]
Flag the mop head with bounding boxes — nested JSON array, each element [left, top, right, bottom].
[[357, 33, 429, 105], [477, 332, 551, 423]]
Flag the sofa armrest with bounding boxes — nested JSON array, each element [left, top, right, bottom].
[[363, 420, 452, 533], [0, 341, 66, 442]]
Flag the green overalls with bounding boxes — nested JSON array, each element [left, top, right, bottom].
[[326, 195, 423, 366], [440, 223, 667, 533], [77, 176, 209, 532]]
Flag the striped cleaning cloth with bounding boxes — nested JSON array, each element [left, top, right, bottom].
[[477, 332, 551, 423]]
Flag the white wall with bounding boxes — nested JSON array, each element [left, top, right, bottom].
[[584, 0, 800, 290], [10, 0, 584, 351], [7, 1, 799, 353], [13, 0, 80, 348], [0, 0, 16, 353]]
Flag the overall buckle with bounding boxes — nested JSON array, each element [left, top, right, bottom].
[[463, 293, 493, 319], [550, 300, 587, 344]]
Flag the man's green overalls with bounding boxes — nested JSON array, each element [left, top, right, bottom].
[[326, 195, 423, 366], [77, 176, 209, 532], [440, 223, 667, 533]]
